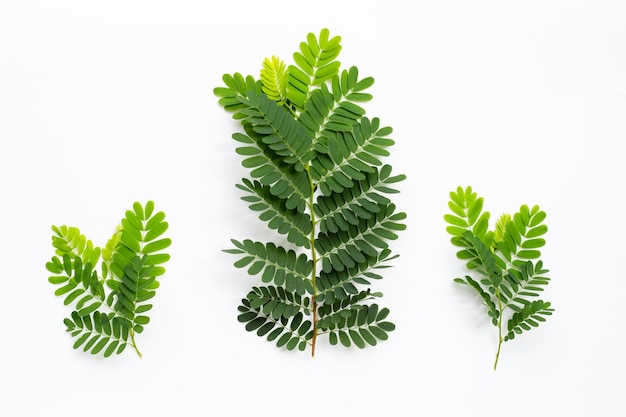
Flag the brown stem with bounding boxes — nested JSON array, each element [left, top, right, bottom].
[[305, 164, 318, 357]]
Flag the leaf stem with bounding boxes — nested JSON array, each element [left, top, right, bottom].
[[286, 102, 298, 118], [494, 288, 503, 371], [130, 329, 143, 359], [305, 164, 318, 357]]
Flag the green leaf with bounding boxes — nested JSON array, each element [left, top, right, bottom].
[[237, 178, 312, 249], [227, 240, 314, 296], [286, 28, 342, 110], [49, 201, 170, 358], [261, 56, 288, 103], [446, 186, 553, 369], [218, 28, 402, 355], [505, 300, 554, 341]]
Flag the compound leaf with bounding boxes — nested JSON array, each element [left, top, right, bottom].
[[504, 300, 554, 341], [48, 201, 170, 358], [218, 28, 403, 356], [445, 186, 553, 370], [287, 28, 342, 111], [261, 55, 289, 103]]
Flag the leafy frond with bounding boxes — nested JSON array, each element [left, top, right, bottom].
[[46, 254, 105, 317], [495, 204, 548, 267], [238, 298, 313, 351], [500, 260, 551, 312], [299, 66, 373, 148], [318, 297, 394, 348], [493, 213, 511, 245], [317, 289, 377, 326], [287, 28, 342, 111], [316, 248, 398, 304], [312, 117, 395, 196], [214, 72, 263, 120], [445, 186, 553, 369], [64, 311, 129, 357], [236, 178, 312, 249], [314, 164, 405, 234], [218, 28, 403, 355], [48, 201, 170, 357], [316, 203, 406, 274], [445, 185, 492, 248], [261, 56, 288, 103], [225, 239, 314, 296], [51, 225, 101, 266], [504, 300, 554, 341], [110, 255, 156, 334], [457, 231, 503, 289], [232, 127, 311, 213], [237, 91, 313, 171], [101, 225, 122, 280], [455, 275, 499, 326], [245, 286, 311, 320], [109, 201, 171, 281]]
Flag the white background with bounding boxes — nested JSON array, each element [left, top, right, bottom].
[[1, 1, 625, 416]]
